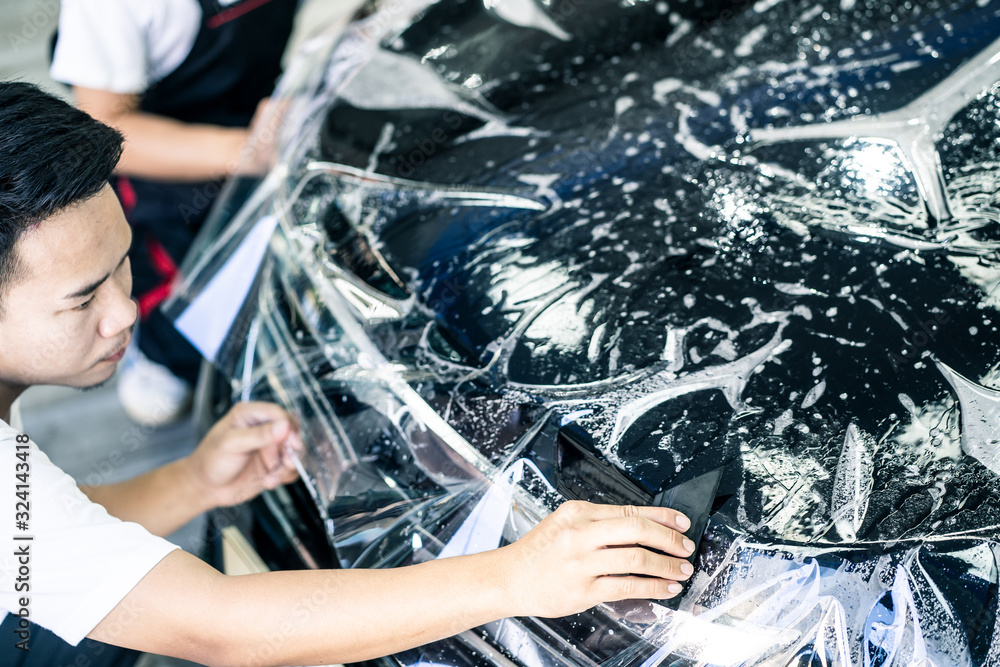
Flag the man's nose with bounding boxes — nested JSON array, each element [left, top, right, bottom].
[[98, 288, 139, 339]]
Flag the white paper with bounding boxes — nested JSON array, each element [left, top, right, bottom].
[[175, 215, 279, 362], [437, 458, 553, 560]]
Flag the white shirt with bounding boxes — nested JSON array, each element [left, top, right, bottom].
[[8, 401, 21, 432], [51, 0, 242, 94], [0, 418, 178, 645]]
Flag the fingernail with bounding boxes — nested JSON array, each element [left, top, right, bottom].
[[271, 421, 286, 438], [681, 562, 694, 576], [675, 514, 691, 531], [683, 538, 696, 554], [668, 583, 683, 594]]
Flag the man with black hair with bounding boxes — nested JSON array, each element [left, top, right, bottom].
[[0, 82, 696, 667]]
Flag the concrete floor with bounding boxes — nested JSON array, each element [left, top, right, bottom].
[[1, 1, 360, 665], [0, 0, 65, 96]]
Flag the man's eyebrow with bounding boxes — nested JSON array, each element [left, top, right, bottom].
[[64, 246, 131, 301]]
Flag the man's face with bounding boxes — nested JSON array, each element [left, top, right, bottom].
[[0, 185, 136, 390]]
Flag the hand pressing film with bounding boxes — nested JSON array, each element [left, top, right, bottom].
[[499, 501, 696, 619]]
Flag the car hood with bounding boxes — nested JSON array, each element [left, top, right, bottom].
[[171, 0, 1000, 664]]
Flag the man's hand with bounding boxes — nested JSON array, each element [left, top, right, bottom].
[[80, 401, 302, 537], [498, 500, 695, 618], [186, 401, 303, 509]]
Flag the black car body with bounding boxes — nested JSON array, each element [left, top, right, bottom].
[[174, 0, 1000, 664]]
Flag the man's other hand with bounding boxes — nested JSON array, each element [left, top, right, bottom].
[[234, 96, 289, 177], [187, 401, 302, 508]]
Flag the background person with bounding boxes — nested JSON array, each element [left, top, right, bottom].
[[50, 0, 300, 427]]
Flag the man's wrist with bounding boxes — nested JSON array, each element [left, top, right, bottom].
[[469, 547, 523, 619], [220, 127, 251, 174], [176, 455, 223, 515]]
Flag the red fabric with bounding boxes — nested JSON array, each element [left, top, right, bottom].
[[147, 238, 176, 276], [137, 238, 179, 319], [138, 283, 175, 319], [207, 0, 277, 28], [116, 176, 137, 216]]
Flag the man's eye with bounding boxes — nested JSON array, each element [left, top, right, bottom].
[[76, 297, 95, 311]]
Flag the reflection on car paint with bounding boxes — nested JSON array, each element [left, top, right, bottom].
[[172, 0, 1000, 664]]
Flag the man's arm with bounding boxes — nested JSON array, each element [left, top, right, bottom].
[[91, 502, 695, 667], [81, 403, 300, 537], [73, 86, 254, 182], [79, 459, 217, 538]]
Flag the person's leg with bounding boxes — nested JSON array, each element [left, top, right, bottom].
[[115, 178, 211, 425], [0, 615, 140, 667], [129, 224, 204, 386]]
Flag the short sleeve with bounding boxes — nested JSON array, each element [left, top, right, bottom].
[[50, 0, 201, 95], [50, 0, 153, 94], [0, 423, 178, 646]]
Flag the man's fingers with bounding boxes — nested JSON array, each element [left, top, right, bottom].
[[220, 402, 304, 456], [256, 443, 282, 472], [591, 547, 694, 582], [264, 465, 300, 489], [279, 465, 299, 484], [221, 421, 287, 455], [226, 401, 293, 430], [258, 444, 301, 478], [583, 517, 695, 558], [558, 501, 691, 534], [260, 461, 300, 489], [589, 575, 685, 603], [283, 430, 304, 453]]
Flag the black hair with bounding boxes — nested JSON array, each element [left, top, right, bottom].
[[0, 81, 123, 309]]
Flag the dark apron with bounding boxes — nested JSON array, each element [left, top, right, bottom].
[[122, 0, 297, 382], [0, 615, 139, 667]]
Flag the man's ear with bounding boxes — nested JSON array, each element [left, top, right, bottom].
[[0, 242, 29, 320]]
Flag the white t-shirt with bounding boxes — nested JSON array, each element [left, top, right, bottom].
[[51, 0, 242, 94], [0, 417, 178, 646]]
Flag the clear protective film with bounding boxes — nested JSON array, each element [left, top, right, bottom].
[[169, 0, 1000, 665]]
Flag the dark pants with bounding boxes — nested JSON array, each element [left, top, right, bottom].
[[0, 615, 139, 667], [117, 177, 221, 385]]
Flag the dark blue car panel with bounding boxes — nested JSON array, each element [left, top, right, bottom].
[[178, 0, 1000, 664]]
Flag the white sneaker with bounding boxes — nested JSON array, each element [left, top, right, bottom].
[[117, 338, 193, 427]]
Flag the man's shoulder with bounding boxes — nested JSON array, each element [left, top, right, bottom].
[[53, 0, 202, 94], [59, 0, 202, 33], [61, 0, 154, 18], [0, 418, 21, 443]]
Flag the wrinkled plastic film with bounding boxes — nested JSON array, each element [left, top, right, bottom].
[[170, 0, 1000, 664]]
